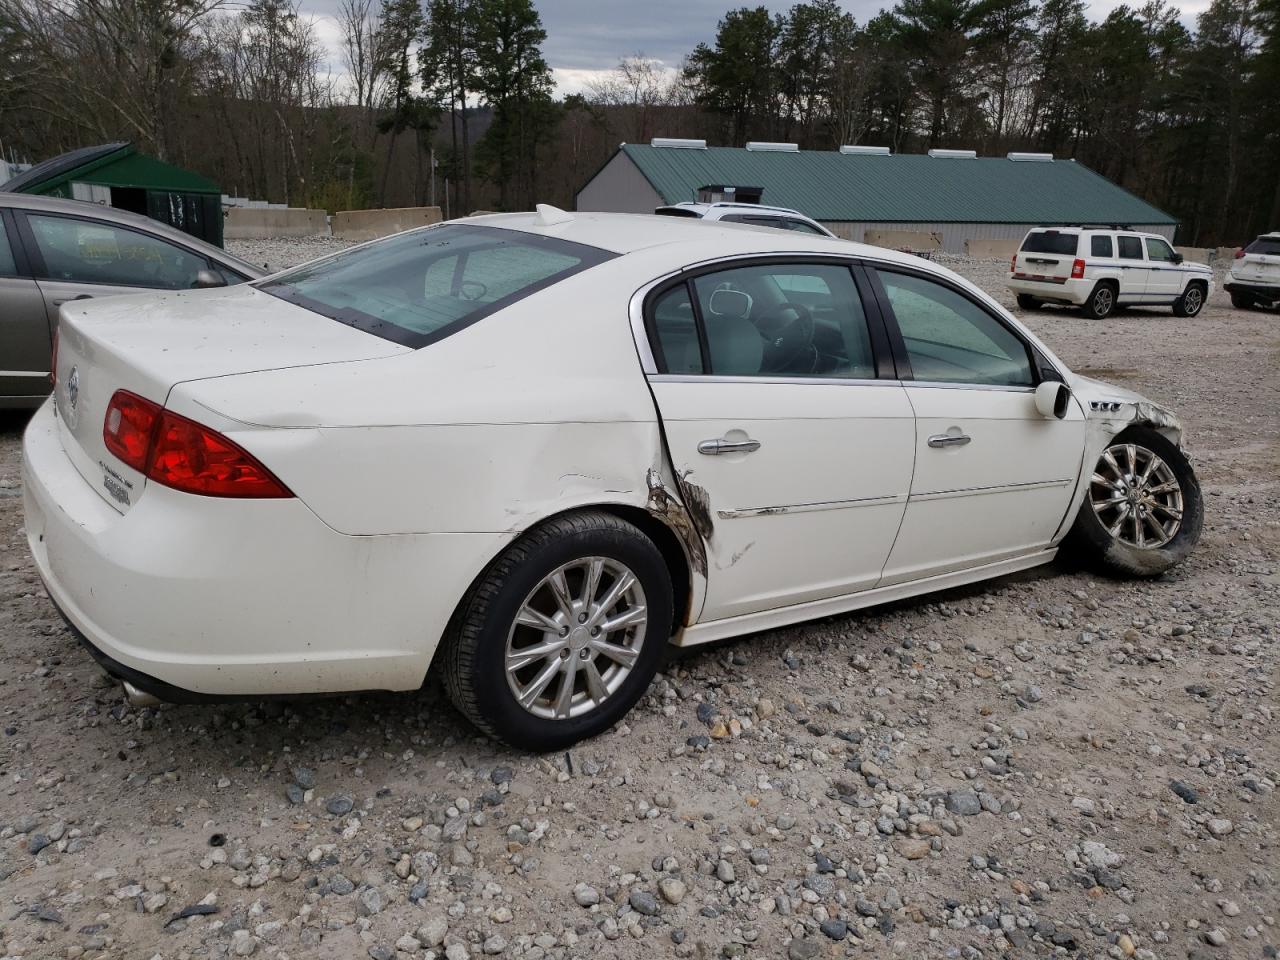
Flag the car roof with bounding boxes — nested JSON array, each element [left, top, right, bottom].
[[1028, 225, 1161, 236], [461, 209, 897, 261], [0, 192, 264, 275]]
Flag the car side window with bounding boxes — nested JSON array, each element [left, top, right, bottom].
[[1091, 235, 1114, 258], [0, 219, 17, 277], [651, 263, 875, 378], [1117, 235, 1144, 260], [877, 269, 1033, 387], [780, 219, 827, 236], [26, 214, 210, 290], [1146, 237, 1177, 262]]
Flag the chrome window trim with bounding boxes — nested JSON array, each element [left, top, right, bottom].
[[648, 373, 901, 388]]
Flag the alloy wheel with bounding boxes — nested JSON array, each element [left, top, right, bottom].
[[1183, 287, 1203, 315], [504, 557, 648, 720], [1089, 443, 1184, 549]]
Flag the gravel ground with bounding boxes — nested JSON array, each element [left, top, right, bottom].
[[1, 243, 1276, 960]]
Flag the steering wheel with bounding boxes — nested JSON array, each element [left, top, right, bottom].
[[756, 303, 816, 372]]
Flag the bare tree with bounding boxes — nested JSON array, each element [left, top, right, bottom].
[[586, 53, 674, 142]]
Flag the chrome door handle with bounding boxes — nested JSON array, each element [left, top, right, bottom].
[[928, 434, 971, 448], [698, 438, 762, 456]]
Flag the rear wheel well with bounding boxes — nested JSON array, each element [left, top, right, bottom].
[[594, 504, 694, 630]]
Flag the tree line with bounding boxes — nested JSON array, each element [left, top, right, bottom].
[[0, 0, 1276, 244]]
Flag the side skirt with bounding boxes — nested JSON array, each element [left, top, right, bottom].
[[672, 549, 1057, 647]]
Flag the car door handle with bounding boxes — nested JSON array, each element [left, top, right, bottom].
[[698, 439, 762, 456], [52, 295, 93, 306], [928, 434, 971, 448]]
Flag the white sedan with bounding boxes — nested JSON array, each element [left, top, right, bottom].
[[23, 208, 1203, 749]]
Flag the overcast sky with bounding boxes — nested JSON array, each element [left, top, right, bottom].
[[306, 0, 1214, 97]]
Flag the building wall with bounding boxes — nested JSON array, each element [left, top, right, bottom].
[[575, 153, 665, 213], [822, 220, 1176, 254]]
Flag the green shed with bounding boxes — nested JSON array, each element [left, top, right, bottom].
[[1, 141, 224, 247]]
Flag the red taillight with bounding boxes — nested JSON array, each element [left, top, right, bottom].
[[103, 391, 162, 472], [1071, 258, 1086, 279], [1009, 253, 1017, 273], [50, 329, 59, 388], [1234, 248, 1245, 259], [103, 390, 292, 499]]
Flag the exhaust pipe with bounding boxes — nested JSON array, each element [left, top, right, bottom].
[[122, 681, 162, 708]]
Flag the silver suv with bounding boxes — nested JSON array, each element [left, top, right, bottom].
[[0, 193, 264, 409], [655, 201, 834, 237]]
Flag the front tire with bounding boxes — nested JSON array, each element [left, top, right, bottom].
[[1173, 282, 1206, 317], [1062, 427, 1203, 577], [1080, 282, 1117, 319], [441, 511, 673, 751]]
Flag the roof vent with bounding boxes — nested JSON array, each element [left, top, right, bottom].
[[928, 148, 978, 159], [1007, 151, 1053, 162], [744, 142, 799, 152], [651, 138, 707, 150], [839, 145, 890, 156]]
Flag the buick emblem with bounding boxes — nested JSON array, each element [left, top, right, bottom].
[[65, 365, 80, 428]]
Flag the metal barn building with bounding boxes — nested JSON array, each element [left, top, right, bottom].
[[576, 141, 1177, 254], [2, 141, 225, 247]]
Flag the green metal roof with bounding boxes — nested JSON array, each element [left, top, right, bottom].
[[616, 144, 1176, 225], [6, 142, 219, 196]]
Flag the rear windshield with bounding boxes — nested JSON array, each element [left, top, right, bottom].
[[1020, 231, 1079, 255], [257, 224, 614, 348], [1245, 237, 1280, 256]]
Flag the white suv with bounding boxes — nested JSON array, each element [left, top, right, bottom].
[[1008, 226, 1213, 319], [1224, 232, 1280, 310], [655, 201, 834, 237]]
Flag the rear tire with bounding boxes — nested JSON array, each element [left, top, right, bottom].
[[441, 511, 673, 751], [1016, 294, 1043, 311], [1061, 427, 1203, 578], [1172, 282, 1206, 317], [1080, 282, 1117, 319], [1229, 291, 1254, 310]]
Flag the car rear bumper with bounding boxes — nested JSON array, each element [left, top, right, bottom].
[[1007, 276, 1091, 305], [22, 399, 506, 698], [1223, 278, 1280, 298]]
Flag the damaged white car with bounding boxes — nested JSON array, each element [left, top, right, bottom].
[[23, 208, 1203, 749]]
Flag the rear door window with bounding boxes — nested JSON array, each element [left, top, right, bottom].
[[259, 224, 614, 348], [1091, 235, 1114, 258], [1117, 236, 1144, 259], [1020, 231, 1078, 255]]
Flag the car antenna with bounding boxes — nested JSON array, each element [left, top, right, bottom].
[[534, 204, 574, 226]]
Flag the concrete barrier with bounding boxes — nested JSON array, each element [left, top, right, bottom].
[[864, 229, 943, 252], [333, 206, 442, 242], [224, 207, 328, 240], [1175, 246, 1214, 264], [964, 237, 1021, 260]]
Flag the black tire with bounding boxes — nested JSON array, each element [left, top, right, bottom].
[[1229, 291, 1254, 310], [1016, 294, 1043, 311], [1080, 282, 1117, 319], [441, 511, 673, 751], [1061, 427, 1203, 578], [1173, 282, 1206, 317]]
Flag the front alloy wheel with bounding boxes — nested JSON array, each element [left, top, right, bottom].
[[1063, 427, 1203, 577]]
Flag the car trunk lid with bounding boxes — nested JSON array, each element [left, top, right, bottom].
[[51, 285, 409, 513]]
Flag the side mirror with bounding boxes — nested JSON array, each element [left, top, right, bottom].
[[1171, 252, 1184, 264], [1034, 380, 1071, 419], [192, 269, 227, 289]]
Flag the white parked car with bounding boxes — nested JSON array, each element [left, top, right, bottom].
[[1009, 226, 1213, 319], [1223, 231, 1280, 310], [24, 208, 1203, 749], [655, 200, 833, 236]]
